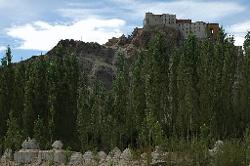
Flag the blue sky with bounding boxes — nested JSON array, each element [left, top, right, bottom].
[[0, 0, 250, 62]]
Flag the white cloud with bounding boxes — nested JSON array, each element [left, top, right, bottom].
[[0, 46, 6, 51], [226, 21, 250, 46], [4, 0, 246, 50], [6, 18, 125, 51], [227, 21, 250, 33]]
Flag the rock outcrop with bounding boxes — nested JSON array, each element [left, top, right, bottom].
[[44, 26, 179, 89], [104, 27, 179, 54]]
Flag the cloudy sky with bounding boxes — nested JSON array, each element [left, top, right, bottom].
[[0, 0, 250, 61]]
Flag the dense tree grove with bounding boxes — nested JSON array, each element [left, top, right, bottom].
[[0, 30, 250, 162]]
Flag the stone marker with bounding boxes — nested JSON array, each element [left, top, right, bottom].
[[52, 140, 63, 150], [69, 152, 83, 165], [54, 150, 66, 163], [97, 151, 107, 160], [121, 148, 132, 161], [97, 151, 107, 166], [14, 138, 40, 164], [21, 137, 39, 150], [119, 148, 133, 165]]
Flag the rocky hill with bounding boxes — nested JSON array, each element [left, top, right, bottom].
[[42, 26, 180, 88], [46, 39, 116, 88]]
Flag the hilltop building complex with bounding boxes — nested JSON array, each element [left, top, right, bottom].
[[143, 12, 220, 39]]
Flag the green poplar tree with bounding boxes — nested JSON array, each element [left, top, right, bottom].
[[33, 115, 48, 149], [169, 49, 181, 137], [113, 51, 130, 149], [77, 72, 90, 151], [0, 47, 15, 152], [177, 34, 200, 139], [4, 111, 23, 151], [130, 52, 146, 147], [139, 111, 163, 148], [144, 33, 171, 136]]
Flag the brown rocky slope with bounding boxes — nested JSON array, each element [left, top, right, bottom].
[[43, 26, 180, 89]]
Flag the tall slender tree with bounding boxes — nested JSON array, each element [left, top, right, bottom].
[[113, 51, 130, 149], [0, 47, 15, 153]]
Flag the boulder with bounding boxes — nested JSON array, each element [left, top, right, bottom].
[[52, 140, 63, 150], [69, 152, 83, 165], [21, 137, 39, 150]]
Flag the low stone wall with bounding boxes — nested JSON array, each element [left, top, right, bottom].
[[2, 139, 225, 165], [0, 148, 151, 166], [14, 149, 39, 164], [1, 147, 157, 166]]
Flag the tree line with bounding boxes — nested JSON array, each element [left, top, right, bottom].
[[0, 30, 250, 154]]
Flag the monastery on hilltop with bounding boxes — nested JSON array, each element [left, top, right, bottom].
[[143, 12, 220, 39]]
